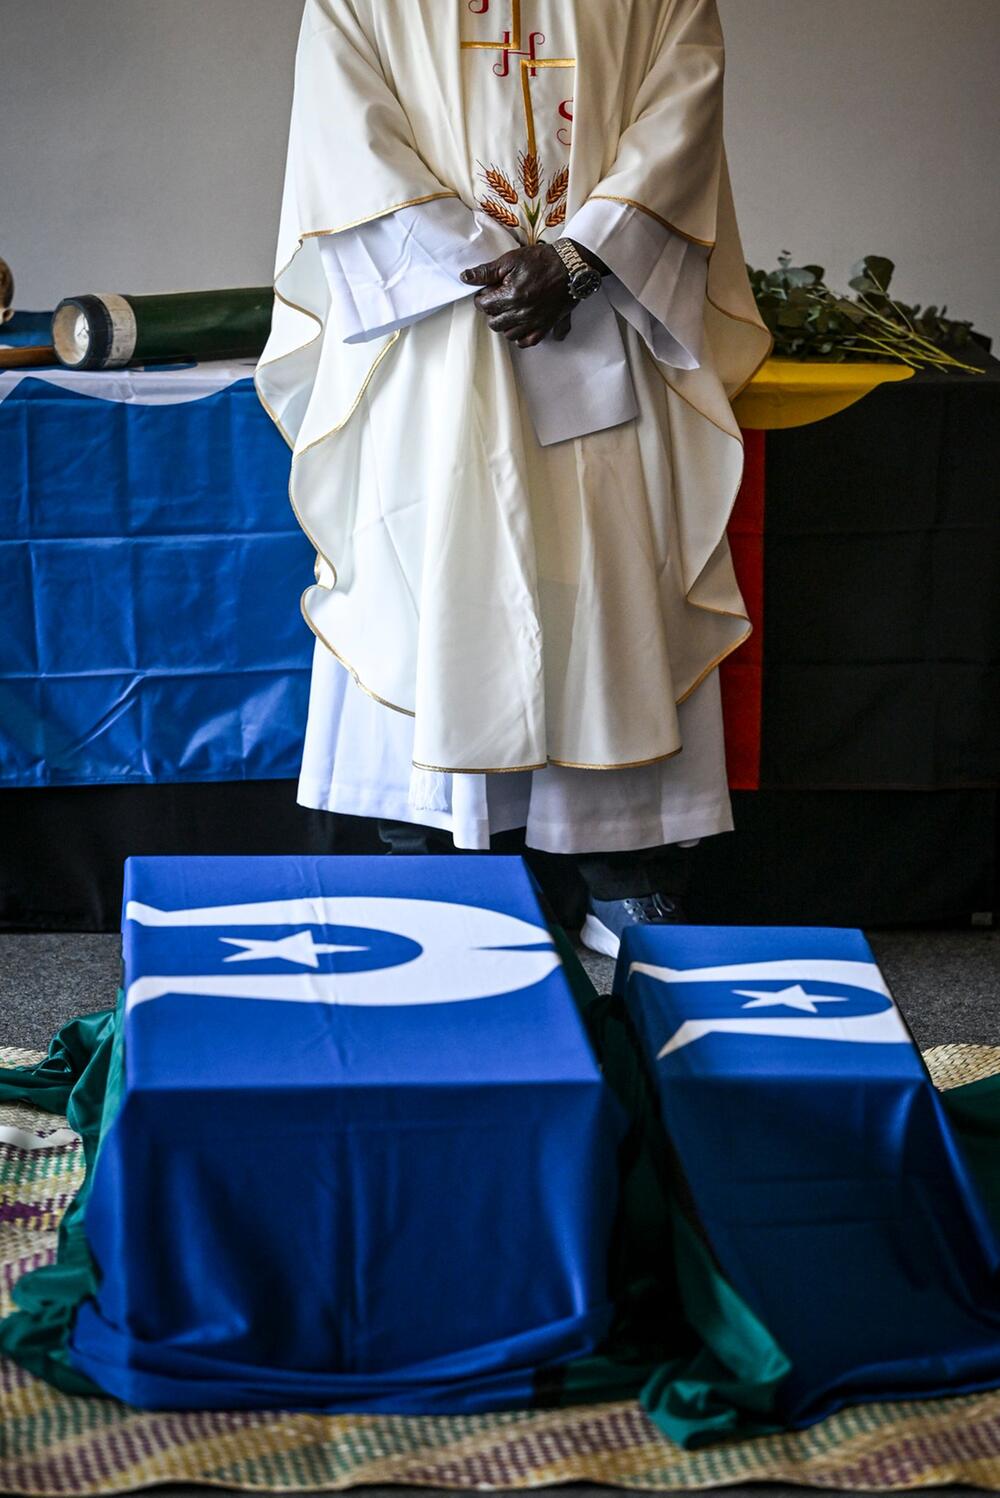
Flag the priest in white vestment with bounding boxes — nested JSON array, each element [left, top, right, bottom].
[[256, 0, 772, 955]]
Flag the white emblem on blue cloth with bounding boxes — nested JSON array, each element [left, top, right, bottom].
[[124, 896, 559, 1009], [624, 957, 910, 1057], [219, 932, 365, 966], [734, 984, 848, 1013]]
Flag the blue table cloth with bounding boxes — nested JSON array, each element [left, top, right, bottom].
[[69, 854, 625, 1411], [619, 924, 1000, 1429], [0, 351, 311, 787], [0, 310, 53, 346]]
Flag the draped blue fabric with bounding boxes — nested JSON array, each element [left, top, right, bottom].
[[620, 924, 1000, 1427], [0, 369, 311, 786], [69, 855, 625, 1411], [1, 310, 53, 346]]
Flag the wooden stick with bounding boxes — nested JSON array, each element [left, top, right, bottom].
[[0, 344, 58, 369]]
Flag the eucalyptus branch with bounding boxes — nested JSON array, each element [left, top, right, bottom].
[[852, 334, 919, 366], [748, 251, 986, 374], [855, 307, 981, 372]]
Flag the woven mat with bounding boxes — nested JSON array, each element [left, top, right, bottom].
[[4, 1042, 1000, 1496]]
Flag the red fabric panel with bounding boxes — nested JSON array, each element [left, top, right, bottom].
[[720, 428, 765, 790]]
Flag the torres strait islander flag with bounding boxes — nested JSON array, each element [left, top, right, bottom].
[[619, 924, 1000, 1433], [67, 855, 625, 1414]]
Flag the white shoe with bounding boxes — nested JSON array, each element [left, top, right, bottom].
[[579, 893, 687, 962], [579, 913, 622, 959]]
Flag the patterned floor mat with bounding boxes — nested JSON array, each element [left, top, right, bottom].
[[3, 1042, 1000, 1496]]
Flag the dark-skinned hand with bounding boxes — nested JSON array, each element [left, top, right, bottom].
[[460, 244, 574, 348]]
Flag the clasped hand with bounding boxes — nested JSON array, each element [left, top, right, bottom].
[[460, 244, 573, 349]]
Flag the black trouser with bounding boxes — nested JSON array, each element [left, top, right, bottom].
[[376, 819, 693, 906]]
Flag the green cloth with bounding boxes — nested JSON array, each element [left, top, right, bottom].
[[0, 996, 126, 1396], [938, 1073, 1000, 1235]]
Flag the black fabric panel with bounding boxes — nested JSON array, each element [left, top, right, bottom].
[[0, 783, 381, 932], [1, 783, 994, 933], [761, 352, 1000, 788], [688, 789, 997, 928]]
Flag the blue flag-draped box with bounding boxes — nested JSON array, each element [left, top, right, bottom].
[[618, 924, 1000, 1427], [69, 855, 624, 1412]]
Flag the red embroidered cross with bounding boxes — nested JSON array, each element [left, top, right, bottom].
[[462, 0, 575, 154]]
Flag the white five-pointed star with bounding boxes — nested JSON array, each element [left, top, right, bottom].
[[219, 931, 366, 968], [733, 983, 849, 1014]]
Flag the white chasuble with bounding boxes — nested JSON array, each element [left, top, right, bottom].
[[256, 0, 773, 774]]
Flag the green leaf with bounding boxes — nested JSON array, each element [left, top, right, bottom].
[[852, 255, 895, 292]]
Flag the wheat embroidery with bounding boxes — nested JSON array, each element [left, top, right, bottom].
[[546, 166, 569, 205], [518, 150, 542, 201], [477, 155, 569, 245], [481, 197, 521, 230], [480, 163, 519, 205]]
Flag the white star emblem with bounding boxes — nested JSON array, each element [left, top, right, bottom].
[[219, 930, 366, 968], [733, 983, 849, 1014]]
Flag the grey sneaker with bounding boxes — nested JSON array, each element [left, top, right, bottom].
[[580, 892, 687, 960]]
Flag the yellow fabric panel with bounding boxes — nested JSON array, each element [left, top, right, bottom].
[[734, 357, 914, 431]]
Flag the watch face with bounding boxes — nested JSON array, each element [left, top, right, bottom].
[[570, 267, 603, 299]]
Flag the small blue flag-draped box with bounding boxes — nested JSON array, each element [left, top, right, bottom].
[[69, 855, 624, 1412], [618, 924, 1000, 1427]]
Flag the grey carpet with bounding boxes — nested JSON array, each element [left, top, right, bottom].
[[0, 933, 121, 1048]]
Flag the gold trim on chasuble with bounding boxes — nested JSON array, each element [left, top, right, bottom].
[[462, 0, 575, 246]]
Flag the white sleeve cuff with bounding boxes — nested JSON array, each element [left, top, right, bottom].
[[319, 198, 514, 345], [562, 199, 710, 370]]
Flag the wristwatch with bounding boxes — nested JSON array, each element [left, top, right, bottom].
[[552, 238, 604, 302]]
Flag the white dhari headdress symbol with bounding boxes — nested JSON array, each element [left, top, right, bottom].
[[626, 957, 911, 1056], [125, 896, 560, 1010]]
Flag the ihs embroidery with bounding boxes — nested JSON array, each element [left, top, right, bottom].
[[462, 0, 574, 155]]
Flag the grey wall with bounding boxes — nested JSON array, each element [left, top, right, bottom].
[[2, 0, 302, 305], [3, 1, 998, 340], [722, 1, 999, 342]]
